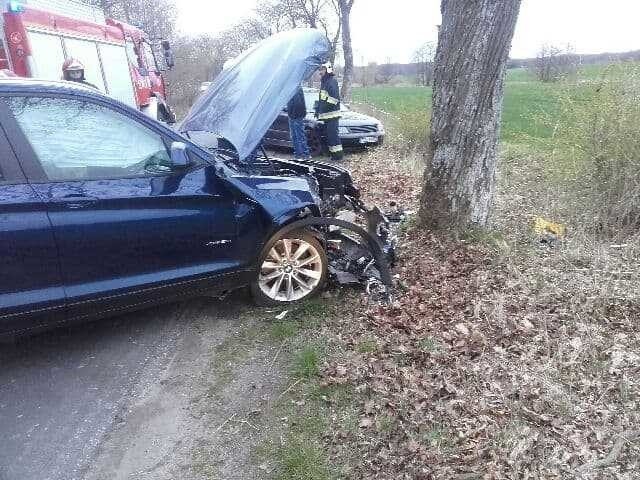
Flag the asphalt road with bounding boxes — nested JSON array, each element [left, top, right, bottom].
[[0, 302, 195, 480]]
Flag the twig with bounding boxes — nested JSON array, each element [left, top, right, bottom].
[[233, 418, 259, 431], [270, 340, 287, 369], [274, 379, 303, 404], [454, 474, 484, 480], [213, 413, 237, 434], [578, 430, 640, 473]]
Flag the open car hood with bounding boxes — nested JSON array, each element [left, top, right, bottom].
[[179, 29, 330, 161]]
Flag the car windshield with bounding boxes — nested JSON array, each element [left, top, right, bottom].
[[303, 91, 349, 112]]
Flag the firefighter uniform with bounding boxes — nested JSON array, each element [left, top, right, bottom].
[[317, 69, 343, 161]]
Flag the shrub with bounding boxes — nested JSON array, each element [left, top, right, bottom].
[[548, 63, 640, 236], [393, 110, 431, 155]]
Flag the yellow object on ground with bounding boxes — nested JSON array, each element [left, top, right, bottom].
[[534, 217, 567, 238]]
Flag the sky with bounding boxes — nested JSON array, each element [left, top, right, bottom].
[[177, 0, 640, 64]]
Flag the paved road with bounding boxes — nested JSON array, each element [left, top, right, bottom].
[[0, 302, 199, 480]]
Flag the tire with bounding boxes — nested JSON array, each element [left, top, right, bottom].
[[251, 230, 327, 306], [306, 129, 325, 157]]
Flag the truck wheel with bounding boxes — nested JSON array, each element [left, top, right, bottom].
[[251, 230, 327, 306]]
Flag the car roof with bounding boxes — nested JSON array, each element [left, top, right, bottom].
[[0, 77, 106, 97]]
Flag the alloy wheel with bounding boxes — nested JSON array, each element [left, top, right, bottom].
[[258, 237, 324, 302]]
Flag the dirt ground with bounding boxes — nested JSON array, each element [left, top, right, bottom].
[[83, 296, 287, 480], [1, 292, 294, 480]]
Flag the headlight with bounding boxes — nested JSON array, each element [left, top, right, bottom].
[[338, 126, 349, 135], [376, 123, 385, 134]]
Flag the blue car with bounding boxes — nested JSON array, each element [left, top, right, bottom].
[[0, 30, 394, 338]]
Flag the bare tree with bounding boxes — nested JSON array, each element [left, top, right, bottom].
[[376, 57, 395, 84], [83, 0, 176, 43], [361, 61, 377, 87], [256, 0, 300, 31], [332, 0, 355, 101], [533, 44, 579, 82], [412, 41, 436, 86], [419, 0, 522, 230], [165, 34, 223, 116], [257, 0, 341, 58]]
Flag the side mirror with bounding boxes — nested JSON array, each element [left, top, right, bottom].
[[170, 142, 189, 167], [162, 40, 175, 70]]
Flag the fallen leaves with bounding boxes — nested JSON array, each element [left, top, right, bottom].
[[314, 148, 640, 479]]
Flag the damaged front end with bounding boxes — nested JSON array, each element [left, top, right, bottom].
[[247, 155, 403, 301], [177, 28, 402, 300]]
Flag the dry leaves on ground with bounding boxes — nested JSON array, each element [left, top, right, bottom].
[[318, 147, 639, 479]]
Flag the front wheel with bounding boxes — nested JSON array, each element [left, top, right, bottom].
[[251, 231, 327, 306]]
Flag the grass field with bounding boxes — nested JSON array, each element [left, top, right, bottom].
[[352, 66, 614, 144]]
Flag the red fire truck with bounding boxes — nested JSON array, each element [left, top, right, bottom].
[[0, 0, 176, 122]]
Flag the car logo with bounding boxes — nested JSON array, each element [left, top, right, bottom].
[[206, 240, 232, 247]]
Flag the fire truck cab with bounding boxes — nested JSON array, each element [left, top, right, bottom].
[[0, 0, 175, 122]]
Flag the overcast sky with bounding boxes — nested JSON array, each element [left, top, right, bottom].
[[177, 0, 640, 64]]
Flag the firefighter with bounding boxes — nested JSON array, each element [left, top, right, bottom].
[[62, 58, 98, 89], [316, 62, 343, 161]]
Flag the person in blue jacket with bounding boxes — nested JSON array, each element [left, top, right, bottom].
[[316, 62, 343, 161], [287, 86, 311, 159]]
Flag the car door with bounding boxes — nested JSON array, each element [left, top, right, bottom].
[[0, 107, 65, 335], [3, 93, 242, 320]]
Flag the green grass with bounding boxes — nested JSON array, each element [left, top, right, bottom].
[[293, 346, 321, 379], [268, 298, 330, 341], [275, 438, 331, 480], [254, 297, 346, 480], [352, 63, 635, 144]]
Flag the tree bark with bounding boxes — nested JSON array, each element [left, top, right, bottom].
[[338, 0, 354, 102], [419, 0, 521, 230]]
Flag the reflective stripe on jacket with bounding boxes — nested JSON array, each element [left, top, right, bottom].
[[317, 74, 340, 120]]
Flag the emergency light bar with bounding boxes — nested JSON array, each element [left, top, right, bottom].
[[7, 1, 25, 13]]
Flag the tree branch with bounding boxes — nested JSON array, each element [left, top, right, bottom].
[[578, 430, 640, 474]]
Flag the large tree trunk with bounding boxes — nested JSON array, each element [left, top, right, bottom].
[[338, 0, 354, 102], [419, 0, 521, 230]]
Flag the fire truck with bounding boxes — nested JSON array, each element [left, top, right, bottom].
[[0, 0, 176, 122]]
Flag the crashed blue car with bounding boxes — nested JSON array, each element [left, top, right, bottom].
[[0, 29, 395, 337]]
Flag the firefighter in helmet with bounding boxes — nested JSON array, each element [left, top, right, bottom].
[[315, 62, 343, 161], [62, 58, 98, 89]]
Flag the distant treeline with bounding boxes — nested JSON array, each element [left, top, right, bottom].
[[351, 50, 640, 86], [507, 50, 640, 69]]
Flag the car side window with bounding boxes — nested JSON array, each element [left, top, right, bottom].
[[5, 96, 172, 181]]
